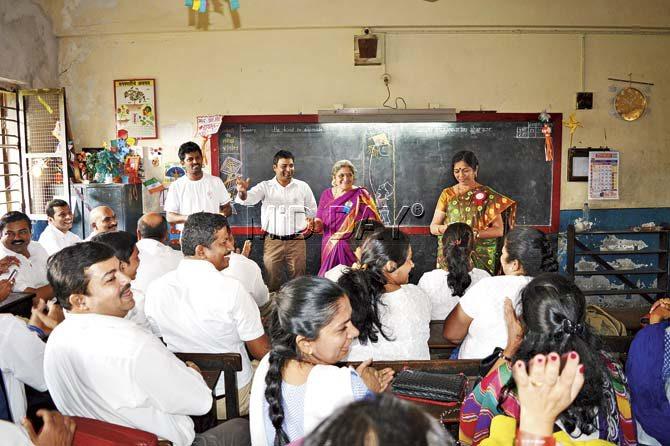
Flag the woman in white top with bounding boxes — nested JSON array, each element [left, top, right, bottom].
[[418, 223, 490, 320], [249, 276, 393, 446], [338, 228, 432, 361], [443, 227, 558, 359]]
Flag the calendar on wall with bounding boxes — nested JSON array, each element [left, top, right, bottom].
[[588, 151, 619, 200]]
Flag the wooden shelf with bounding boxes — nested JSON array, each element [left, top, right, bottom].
[[575, 229, 668, 235], [574, 268, 665, 276], [582, 288, 666, 296], [576, 249, 667, 255]]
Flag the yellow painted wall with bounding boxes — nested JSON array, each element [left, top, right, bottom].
[[42, 0, 670, 209]]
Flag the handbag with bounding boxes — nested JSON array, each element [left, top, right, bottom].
[[391, 369, 468, 403]]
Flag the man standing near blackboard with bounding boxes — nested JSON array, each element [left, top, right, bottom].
[[235, 150, 317, 291]]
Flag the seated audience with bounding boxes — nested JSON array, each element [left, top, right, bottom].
[[44, 242, 249, 446], [145, 212, 270, 418], [249, 276, 394, 446], [338, 228, 432, 360], [444, 227, 557, 359], [37, 199, 81, 256], [303, 393, 451, 446], [85, 206, 117, 240], [418, 222, 490, 320], [0, 410, 75, 446], [133, 212, 183, 295], [459, 273, 636, 446], [626, 297, 670, 446], [323, 219, 384, 283], [0, 256, 18, 302], [222, 234, 270, 309], [0, 212, 53, 302], [92, 231, 151, 332], [0, 314, 47, 425]]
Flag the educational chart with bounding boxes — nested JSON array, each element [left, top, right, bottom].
[[216, 119, 558, 229], [114, 79, 157, 139], [588, 151, 620, 200]]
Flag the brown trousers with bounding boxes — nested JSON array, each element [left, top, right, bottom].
[[263, 237, 306, 291]]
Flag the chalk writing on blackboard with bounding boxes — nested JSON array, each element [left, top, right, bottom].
[[220, 156, 242, 176], [220, 127, 241, 153], [270, 125, 325, 134], [516, 123, 545, 139]]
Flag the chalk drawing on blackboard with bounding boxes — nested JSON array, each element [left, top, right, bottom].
[[220, 156, 243, 176], [379, 208, 391, 225], [516, 123, 545, 139]]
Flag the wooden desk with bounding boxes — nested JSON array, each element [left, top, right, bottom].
[[0, 292, 35, 318]]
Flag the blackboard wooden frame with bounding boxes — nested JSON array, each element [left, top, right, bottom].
[[211, 112, 562, 235]]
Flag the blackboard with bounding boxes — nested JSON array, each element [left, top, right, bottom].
[[213, 113, 561, 232]]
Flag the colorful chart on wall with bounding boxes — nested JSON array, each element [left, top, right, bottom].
[[588, 151, 620, 200], [164, 163, 185, 187], [114, 79, 158, 139]]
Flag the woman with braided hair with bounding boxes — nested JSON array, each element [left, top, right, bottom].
[[459, 273, 636, 446], [248, 276, 394, 446], [444, 227, 558, 359]]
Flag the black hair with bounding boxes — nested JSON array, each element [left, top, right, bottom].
[[504, 227, 558, 276], [304, 393, 452, 446], [509, 273, 608, 437], [265, 276, 347, 446], [348, 218, 385, 251], [92, 231, 137, 263], [137, 215, 168, 241], [0, 211, 31, 233], [451, 150, 479, 173], [47, 242, 116, 310], [181, 212, 229, 256], [177, 141, 202, 161], [442, 222, 475, 297], [338, 227, 410, 344], [46, 199, 69, 218], [273, 150, 294, 165]]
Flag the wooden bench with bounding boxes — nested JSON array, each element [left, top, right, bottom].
[[175, 352, 243, 421]]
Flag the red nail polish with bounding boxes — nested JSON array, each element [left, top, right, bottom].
[[536, 357, 544, 363], [579, 364, 585, 374], [549, 354, 558, 361], [570, 352, 577, 359]]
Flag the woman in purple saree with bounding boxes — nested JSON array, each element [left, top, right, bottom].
[[315, 160, 381, 277]]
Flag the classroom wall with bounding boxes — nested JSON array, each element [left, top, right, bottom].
[[40, 0, 670, 210], [0, 1, 58, 87]]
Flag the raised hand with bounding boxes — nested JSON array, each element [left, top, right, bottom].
[[0, 256, 20, 274], [235, 177, 251, 193]]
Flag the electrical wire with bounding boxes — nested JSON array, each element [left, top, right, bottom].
[[382, 83, 408, 110]]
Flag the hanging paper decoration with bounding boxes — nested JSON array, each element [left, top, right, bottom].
[[541, 124, 553, 162], [199, 0, 207, 13], [37, 95, 53, 114], [192, 0, 201, 11], [184, 0, 193, 5], [562, 113, 583, 147], [184, 0, 237, 13], [230, 0, 240, 10]]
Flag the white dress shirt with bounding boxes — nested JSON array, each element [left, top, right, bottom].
[[44, 313, 211, 446], [346, 284, 432, 361], [164, 173, 232, 230], [0, 242, 49, 292], [124, 288, 153, 334], [223, 253, 269, 307], [36, 224, 81, 256], [0, 315, 47, 425], [235, 178, 317, 236], [418, 267, 490, 320], [133, 238, 184, 295], [145, 259, 265, 395], [0, 420, 32, 445]]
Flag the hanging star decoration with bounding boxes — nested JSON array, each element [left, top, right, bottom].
[[563, 113, 583, 147], [538, 111, 553, 162]]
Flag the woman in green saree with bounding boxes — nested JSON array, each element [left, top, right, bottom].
[[430, 151, 516, 274]]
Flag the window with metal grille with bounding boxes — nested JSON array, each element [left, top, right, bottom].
[[0, 89, 24, 215]]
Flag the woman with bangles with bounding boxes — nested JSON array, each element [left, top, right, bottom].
[[430, 150, 516, 275]]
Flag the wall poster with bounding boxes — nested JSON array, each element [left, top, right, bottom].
[[114, 79, 157, 139], [588, 151, 620, 200]]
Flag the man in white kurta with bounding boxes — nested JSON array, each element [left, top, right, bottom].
[[37, 199, 81, 256], [144, 212, 270, 418], [0, 212, 52, 301], [0, 314, 47, 425], [164, 142, 232, 231], [42, 241, 245, 446], [133, 212, 183, 295]]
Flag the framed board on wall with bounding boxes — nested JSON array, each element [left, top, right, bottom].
[[114, 79, 158, 139]]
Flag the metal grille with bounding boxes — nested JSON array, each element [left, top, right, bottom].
[[27, 157, 65, 215], [24, 94, 60, 154], [0, 90, 23, 214]]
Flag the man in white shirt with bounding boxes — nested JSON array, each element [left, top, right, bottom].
[[0, 314, 47, 425], [44, 241, 250, 446], [222, 234, 269, 310], [235, 150, 317, 291], [86, 206, 117, 240], [91, 231, 151, 333], [164, 142, 232, 231], [37, 199, 81, 256], [0, 212, 53, 302], [133, 212, 183, 295], [145, 212, 270, 419]]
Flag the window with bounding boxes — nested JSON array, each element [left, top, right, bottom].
[[0, 88, 24, 215]]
